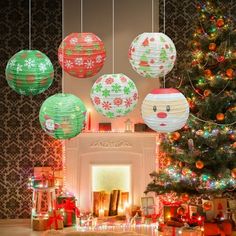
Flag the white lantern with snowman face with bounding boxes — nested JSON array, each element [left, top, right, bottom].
[[141, 88, 189, 133]]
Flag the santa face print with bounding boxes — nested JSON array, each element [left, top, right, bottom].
[[45, 119, 56, 131], [141, 89, 189, 133]]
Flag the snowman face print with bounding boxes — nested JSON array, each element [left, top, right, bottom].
[[142, 95, 189, 132]]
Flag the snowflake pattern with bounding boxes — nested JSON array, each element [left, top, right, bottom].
[[58, 53, 63, 62], [65, 60, 73, 69], [102, 101, 112, 110], [124, 98, 132, 108], [9, 58, 16, 68], [70, 37, 78, 45], [16, 64, 23, 73], [113, 98, 123, 106], [96, 55, 103, 63], [94, 97, 101, 105], [39, 63, 47, 72], [74, 57, 83, 66], [84, 59, 94, 69], [25, 58, 35, 69], [84, 35, 93, 43], [91, 74, 138, 118]]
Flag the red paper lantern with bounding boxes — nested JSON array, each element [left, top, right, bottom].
[[58, 32, 106, 78]]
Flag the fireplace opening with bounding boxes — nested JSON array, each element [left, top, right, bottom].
[[91, 165, 131, 217]]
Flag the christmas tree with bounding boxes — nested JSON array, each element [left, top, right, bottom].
[[145, 0, 236, 196]]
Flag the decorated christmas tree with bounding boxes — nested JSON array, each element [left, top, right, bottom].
[[145, 0, 236, 196]]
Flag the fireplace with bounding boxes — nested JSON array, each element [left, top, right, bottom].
[[65, 132, 159, 212]]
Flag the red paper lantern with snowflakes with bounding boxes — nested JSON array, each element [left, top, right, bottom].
[[141, 88, 189, 133], [128, 33, 176, 78], [58, 32, 106, 78], [90, 73, 138, 118]]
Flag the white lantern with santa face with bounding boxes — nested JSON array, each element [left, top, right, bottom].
[[141, 88, 189, 133]]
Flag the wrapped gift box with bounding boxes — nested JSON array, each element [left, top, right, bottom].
[[31, 175, 54, 188], [162, 225, 183, 236], [141, 197, 156, 216], [57, 195, 79, 226], [32, 215, 49, 231], [182, 227, 202, 236], [34, 167, 53, 178], [47, 210, 64, 230]]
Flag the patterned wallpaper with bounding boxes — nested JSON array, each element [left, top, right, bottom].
[[0, 0, 235, 219], [0, 0, 62, 218]]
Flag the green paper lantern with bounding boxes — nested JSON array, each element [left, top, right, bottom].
[[90, 73, 138, 118], [5, 50, 54, 95], [39, 93, 87, 139]]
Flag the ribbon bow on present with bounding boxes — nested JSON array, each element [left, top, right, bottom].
[[47, 210, 63, 230], [57, 198, 80, 226]]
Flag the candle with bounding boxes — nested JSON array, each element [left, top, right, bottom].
[[98, 209, 104, 218]]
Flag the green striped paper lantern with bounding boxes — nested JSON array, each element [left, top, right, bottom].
[[5, 50, 54, 95], [39, 93, 87, 139]]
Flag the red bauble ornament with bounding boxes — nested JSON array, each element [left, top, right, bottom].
[[203, 201, 212, 211], [232, 142, 236, 148], [216, 113, 225, 121], [217, 56, 225, 62], [231, 168, 236, 178], [196, 160, 204, 169], [181, 193, 190, 202], [204, 69, 212, 77], [171, 132, 181, 141], [164, 156, 172, 166], [226, 68, 234, 78], [58, 32, 106, 78], [217, 18, 224, 27], [209, 43, 216, 51], [203, 89, 211, 97]]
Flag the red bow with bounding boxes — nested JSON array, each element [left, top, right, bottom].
[[57, 198, 80, 226], [47, 210, 63, 230]]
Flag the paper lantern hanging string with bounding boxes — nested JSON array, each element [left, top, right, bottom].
[[112, 0, 115, 73], [163, 0, 166, 88], [29, 0, 31, 50]]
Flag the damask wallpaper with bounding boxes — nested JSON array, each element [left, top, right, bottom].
[[0, 0, 235, 219], [0, 0, 62, 218]]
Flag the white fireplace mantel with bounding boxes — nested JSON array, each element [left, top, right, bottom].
[[65, 132, 159, 212]]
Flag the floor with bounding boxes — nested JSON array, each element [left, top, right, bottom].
[[0, 219, 158, 236]]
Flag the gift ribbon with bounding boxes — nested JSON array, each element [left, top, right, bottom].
[[57, 198, 80, 225], [47, 210, 63, 230], [162, 200, 182, 206]]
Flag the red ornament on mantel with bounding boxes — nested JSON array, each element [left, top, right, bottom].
[[58, 32, 106, 78]]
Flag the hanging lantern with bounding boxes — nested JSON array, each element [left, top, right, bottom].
[[141, 88, 189, 133], [39, 93, 86, 139], [90, 73, 138, 118], [5, 50, 54, 95], [128, 32, 176, 78], [58, 32, 106, 78]]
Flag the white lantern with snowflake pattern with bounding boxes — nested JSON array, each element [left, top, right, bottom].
[[90, 74, 138, 118], [128, 33, 176, 78]]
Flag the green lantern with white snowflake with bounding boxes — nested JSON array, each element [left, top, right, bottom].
[[39, 93, 87, 139], [5, 50, 54, 95], [128, 33, 176, 78], [90, 74, 138, 118]]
